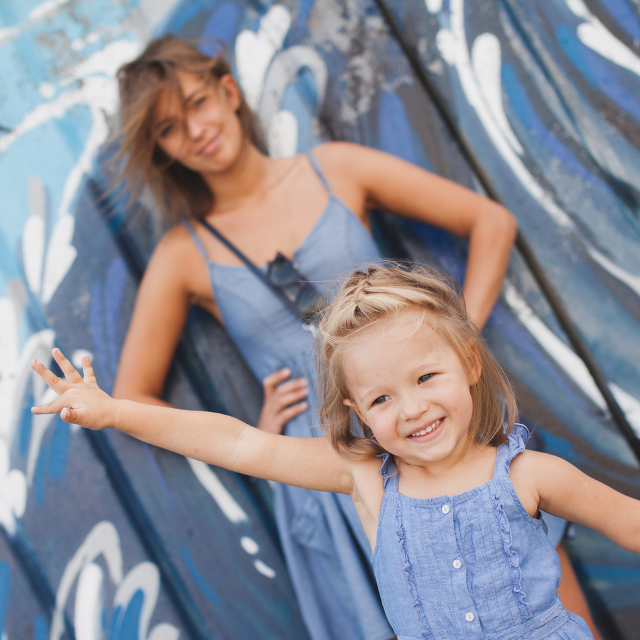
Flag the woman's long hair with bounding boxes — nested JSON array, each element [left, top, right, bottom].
[[115, 35, 265, 225]]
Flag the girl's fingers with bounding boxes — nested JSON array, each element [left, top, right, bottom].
[[51, 348, 82, 383], [82, 356, 98, 386], [31, 396, 68, 415], [61, 407, 79, 424], [31, 359, 69, 394]]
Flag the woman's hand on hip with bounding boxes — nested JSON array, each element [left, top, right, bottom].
[[257, 368, 308, 434]]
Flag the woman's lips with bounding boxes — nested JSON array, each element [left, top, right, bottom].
[[199, 134, 220, 156]]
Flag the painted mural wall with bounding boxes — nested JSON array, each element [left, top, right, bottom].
[[1, 0, 640, 639]]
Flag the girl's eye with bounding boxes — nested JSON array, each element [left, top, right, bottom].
[[419, 374, 433, 384], [372, 395, 390, 406], [194, 96, 206, 107]]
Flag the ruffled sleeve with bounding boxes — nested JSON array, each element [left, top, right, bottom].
[[376, 453, 398, 491], [495, 423, 530, 478]]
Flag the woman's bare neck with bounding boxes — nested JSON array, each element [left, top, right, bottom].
[[201, 143, 292, 214]]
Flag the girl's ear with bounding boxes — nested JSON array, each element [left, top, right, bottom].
[[343, 398, 364, 423], [218, 74, 242, 111], [467, 345, 482, 386]]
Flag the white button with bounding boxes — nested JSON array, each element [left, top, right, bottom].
[[442, 504, 450, 514], [453, 559, 462, 569], [465, 612, 474, 622]]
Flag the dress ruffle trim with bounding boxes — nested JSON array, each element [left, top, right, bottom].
[[394, 499, 432, 639], [498, 423, 529, 478], [491, 482, 532, 620]]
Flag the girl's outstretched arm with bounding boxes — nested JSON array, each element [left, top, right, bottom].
[[516, 450, 640, 554], [31, 349, 353, 495]]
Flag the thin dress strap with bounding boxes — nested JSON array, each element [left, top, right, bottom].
[[306, 150, 331, 192], [182, 219, 209, 260], [378, 453, 399, 492], [493, 423, 529, 478]]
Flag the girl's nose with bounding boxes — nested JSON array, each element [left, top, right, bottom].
[[400, 394, 429, 421]]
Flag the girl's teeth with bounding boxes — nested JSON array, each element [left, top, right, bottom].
[[410, 419, 441, 438]]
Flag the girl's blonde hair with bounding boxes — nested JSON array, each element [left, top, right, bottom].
[[318, 263, 518, 459], [115, 35, 265, 225]]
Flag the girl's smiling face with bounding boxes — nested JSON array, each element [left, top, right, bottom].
[[342, 311, 477, 469]]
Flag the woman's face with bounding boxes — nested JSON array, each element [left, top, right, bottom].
[[153, 70, 246, 174]]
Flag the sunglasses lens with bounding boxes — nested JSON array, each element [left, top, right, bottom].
[[297, 283, 324, 322], [268, 255, 299, 287], [267, 254, 325, 324]]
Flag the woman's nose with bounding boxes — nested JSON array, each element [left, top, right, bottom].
[[186, 114, 205, 140]]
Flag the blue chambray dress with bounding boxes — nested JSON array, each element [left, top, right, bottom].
[[372, 424, 594, 640], [185, 151, 393, 640]]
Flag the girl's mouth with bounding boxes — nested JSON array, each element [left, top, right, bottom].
[[408, 418, 443, 441]]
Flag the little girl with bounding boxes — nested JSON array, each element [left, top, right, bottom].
[[32, 265, 639, 639]]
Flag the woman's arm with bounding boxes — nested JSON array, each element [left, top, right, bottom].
[[32, 350, 352, 494], [516, 450, 640, 554], [317, 143, 518, 329], [113, 228, 308, 430], [112, 229, 194, 406]]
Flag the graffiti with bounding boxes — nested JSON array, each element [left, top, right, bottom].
[[3, 0, 640, 637], [51, 521, 179, 640]]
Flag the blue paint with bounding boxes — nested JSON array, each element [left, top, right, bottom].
[[296, 0, 316, 28], [105, 258, 128, 382], [0, 561, 10, 637], [157, 0, 217, 36], [281, 73, 316, 153], [113, 590, 143, 640], [54, 106, 93, 161], [34, 438, 47, 505], [34, 614, 48, 640], [556, 25, 600, 85], [501, 63, 607, 190], [597, 0, 640, 42], [19, 383, 34, 457], [48, 416, 70, 480], [89, 278, 110, 390], [377, 92, 417, 164], [556, 25, 640, 122], [201, 2, 241, 51], [181, 546, 221, 604]]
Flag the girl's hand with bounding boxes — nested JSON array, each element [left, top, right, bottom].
[[257, 368, 308, 434], [31, 349, 118, 430]]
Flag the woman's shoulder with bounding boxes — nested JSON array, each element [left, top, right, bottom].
[[154, 222, 198, 256], [145, 223, 203, 281], [311, 141, 370, 166]]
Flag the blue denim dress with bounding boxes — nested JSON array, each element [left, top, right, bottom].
[[185, 151, 393, 640], [372, 424, 594, 640]]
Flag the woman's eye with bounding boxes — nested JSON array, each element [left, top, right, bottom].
[[372, 395, 390, 406], [419, 374, 433, 384], [159, 124, 174, 138], [194, 96, 206, 107]]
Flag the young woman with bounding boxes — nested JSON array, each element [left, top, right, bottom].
[[109, 35, 597, 640]]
